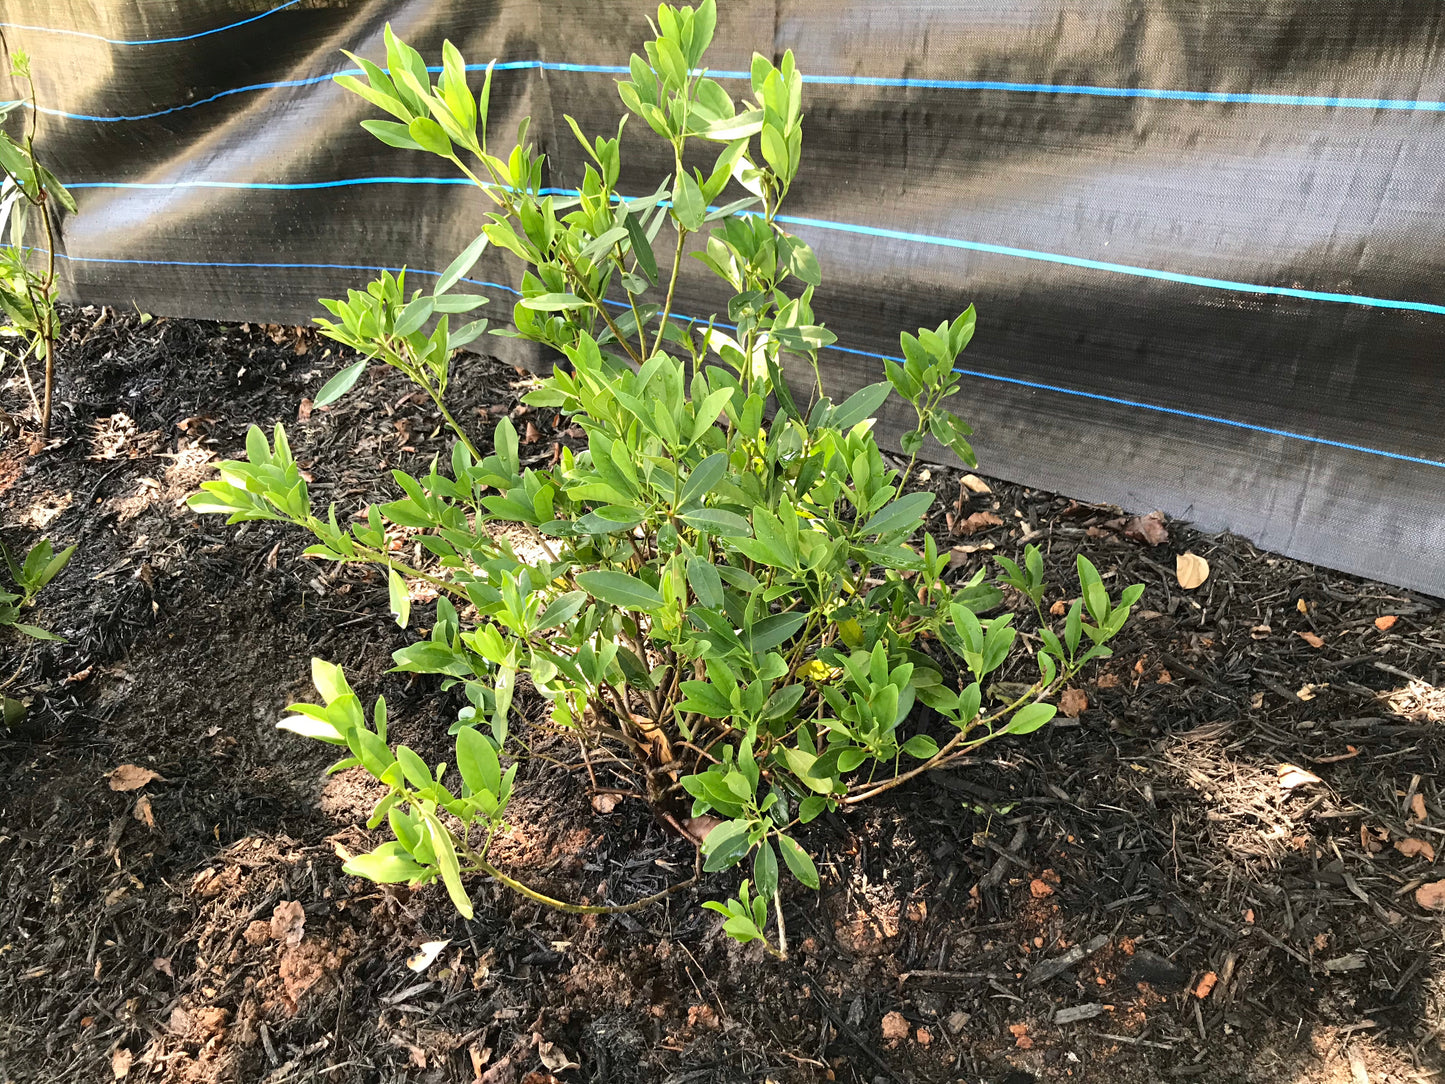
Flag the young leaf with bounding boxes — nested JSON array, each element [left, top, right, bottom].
[[387, 567, 411, 628]]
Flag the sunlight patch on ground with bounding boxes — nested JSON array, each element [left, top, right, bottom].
[[1381, 680, 1445, 724]]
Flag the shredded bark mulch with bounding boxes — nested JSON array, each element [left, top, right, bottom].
[[1, 308, 1443, 1084]]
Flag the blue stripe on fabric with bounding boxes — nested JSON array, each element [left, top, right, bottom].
[[769, 212, 1445, 317], [42, 247, 1444, 469], [64, 176, 1445, 318], [11, 57, 1445, 122], [821, 343, 1445, 469], [0, 0, 302, 45], [67, 176, 476, 191]]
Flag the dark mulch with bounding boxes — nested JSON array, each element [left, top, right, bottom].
[[1, 308, 1443, 1084]]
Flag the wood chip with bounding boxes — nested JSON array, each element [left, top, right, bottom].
[[1375, 615, 1398, 631], [1415, 880, 1445, 911], [959, 474, 991, 495], [1194, 971, 1218, 999], [1395, 838, 1435, 862], [1054, 1003, 1104, 1024], [1297, 630, 1325, 648]]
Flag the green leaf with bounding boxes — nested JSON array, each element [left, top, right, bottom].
[[420, 808, 474, 918], [830, 382, 891, 429], [678, 507, 753, 537], [776, 833, 819, 889], [686, 557, 724, 609], [392, 294, 435, 337], [277, 714, 346, 745], [1007, 702, 1057, 735], [343, 843, 428, 884], [10, 623, 62, 641], [387, 567, 411, 628], [753, 839, 779, 900], [901, 734, 939, 759], [314, 359, 367, 408], [623, 212, 658, 285], [407, 116, 452, 155], [744, 612, 807, 653], [672, 170, 706, 231], [678, 451, 728, 509], [535, 590, 587, 632], [456, 725, 502, 796], [436, 231, 490, 294], [520, 292, 589, 311], [575, 570, 663, 611], [312, 658, 353, 705], [396, 745, 434, 790], [360, 119, 422, 150], [860, 491, 934, 536], [701, 818, 752, 872]]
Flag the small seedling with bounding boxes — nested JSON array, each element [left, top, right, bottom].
[[1, 536, 73, 640], [0, 51, 76, 440]]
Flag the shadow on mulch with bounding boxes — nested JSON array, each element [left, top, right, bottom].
[[1, 308, 1443, 1084]]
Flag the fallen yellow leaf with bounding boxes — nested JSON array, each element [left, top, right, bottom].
[[1175, 552, 1209, 589]]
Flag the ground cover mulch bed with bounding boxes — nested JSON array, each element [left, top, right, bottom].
[[2, 307, 1444, 1084]]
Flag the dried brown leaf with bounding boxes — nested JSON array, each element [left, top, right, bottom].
[[1411, 793, 1428, 823], [111, 1048, 133, 1079], [959, 474, 992, 495], [132, 794, 155, 829], [1059, 688, 1088, 718], [1175, 552, 1210, 589], [536, 1041, 579, 1072], [955, 511, 1003, 535], [1297, 630, 1325, 648], [108, 764, 162, 792], [1124, 510, 1169, 546]]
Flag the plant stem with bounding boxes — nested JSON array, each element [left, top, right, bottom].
[[556, 249, 645, 365], [773, 885, 789, 960], [472, 853, 698, 914], [651, 225, 687, 358], [36, 202, 57, 440]]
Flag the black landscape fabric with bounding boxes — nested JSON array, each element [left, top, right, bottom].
[[3, 1, 1443, 593]]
